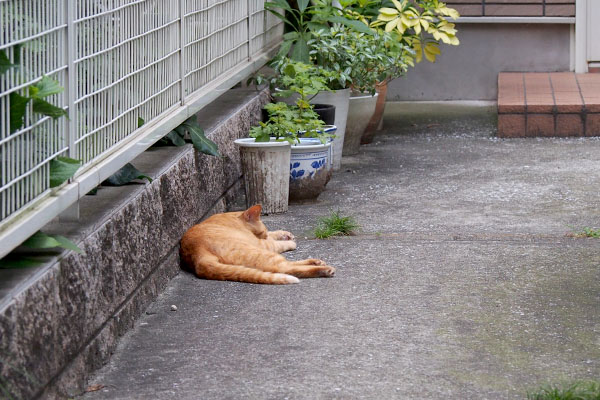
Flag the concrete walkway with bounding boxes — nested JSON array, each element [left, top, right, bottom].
[[83, 102, 600, 399]]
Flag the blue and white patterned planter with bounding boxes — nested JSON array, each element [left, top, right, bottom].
[[289, 126, 335, 200]]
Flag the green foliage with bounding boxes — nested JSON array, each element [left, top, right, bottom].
[[8, 92, 29, 133], [265, 0, 372, 63], [154, 115, 220, 157], [527, 381, 600, 400], [186, 116, 221, 157], [102, 163, 152, 186], [22, 231, 82, 254], [314, 210, 359, 239], [0, 231, 83, 269], [310, 24, 411, 93], [250, 59, 334, 144], [569, 227, 600, 238], [9, 76, 68, 134], [0, 50, 17, 74], [369, 0, 460, 63], [49, 157, 81, 188]]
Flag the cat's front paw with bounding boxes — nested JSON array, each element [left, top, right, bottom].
[[317, 266, 336, 277], [281, 240, 297, 252], [269, 230, 295, 241]]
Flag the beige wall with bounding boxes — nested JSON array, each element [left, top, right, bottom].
[[388, 23, 571, 101]]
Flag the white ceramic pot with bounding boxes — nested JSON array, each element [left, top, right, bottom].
[[310, 88, 350, 170], [289, 127, 335, 200], [343, 91, 378, 156], [234, 138, 291, 214]]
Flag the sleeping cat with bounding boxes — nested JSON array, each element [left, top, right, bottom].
[[180, 204, 336, 284]]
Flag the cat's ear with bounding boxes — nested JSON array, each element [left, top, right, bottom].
[[242, 204, 262, 221]]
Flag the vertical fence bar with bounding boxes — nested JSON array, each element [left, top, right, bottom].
[[179, 0, 185, 105], [247, 0, 251, 61], [66, 0, 77, 159], [61, 0, 80, 221]]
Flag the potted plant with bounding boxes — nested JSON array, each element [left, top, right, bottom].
[[341, 0, 460, 143], [237, 61, 337, 208], [258, 100, 336, 201], [234, 129, 291, 215], [265, 1, 373, 170]]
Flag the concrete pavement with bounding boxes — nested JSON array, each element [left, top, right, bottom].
[[83, 102, 600, 399]]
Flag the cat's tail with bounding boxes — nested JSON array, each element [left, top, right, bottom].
[[192, 256, 299, 285]]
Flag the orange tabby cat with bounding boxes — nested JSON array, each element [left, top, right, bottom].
[[180, 204, 336, 284]]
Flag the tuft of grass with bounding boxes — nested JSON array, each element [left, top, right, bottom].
[[568, 227, 600, 238], [527, 381, 600, 400], [313, 210, 359, 239]]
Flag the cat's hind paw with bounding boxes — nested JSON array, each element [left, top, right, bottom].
[[269, 230, 295, 241]]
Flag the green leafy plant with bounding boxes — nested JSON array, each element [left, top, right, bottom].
[[527, 380, 600, 400], [371, 0, 459, 63], [250, 59, 334, 144], [1, 60, 81, 187], [0, 231, 83, 269], [49, 157, 82, 188], [314, 210, 359, 238], [310, 23, 412, 94], [568, 226, 600, 238], [102, 163, 152, 186], [153, 115, 220, 157], [10, 75, 68, 133], [265, 0, 372, 63]]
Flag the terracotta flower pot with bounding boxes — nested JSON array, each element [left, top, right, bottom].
[[361, 81, 388, 144]]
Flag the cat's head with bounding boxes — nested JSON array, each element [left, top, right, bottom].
[[241, 205, 268, 239]]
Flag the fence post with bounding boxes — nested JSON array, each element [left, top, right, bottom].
[[179, 0, 186, 105], [247, 0, 252, 61], [66, 0, 77, 160], [61, 0, 79, 221]]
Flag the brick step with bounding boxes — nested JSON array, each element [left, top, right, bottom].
[[497, 72, 600, 137]]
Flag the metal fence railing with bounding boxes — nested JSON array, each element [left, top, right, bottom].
[[0, 0, 283, 258]]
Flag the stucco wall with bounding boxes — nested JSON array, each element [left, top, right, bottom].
[[387, 23, 571, 101]]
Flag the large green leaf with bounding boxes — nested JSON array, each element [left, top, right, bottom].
[[22, 231, 83, 254], [29, 76, 64, 98], [0, 256, 43, 269], [102, 163, 152, 186], [265, 0, 293, 13], [307, 22, 328, 32], [328, 15, 374, 34], [297, 0, 310, 12], [184, 118, 220, 157], [32, 98, 68, 119], [164, 130, 186, 146], [276, 40, 293, 58], [290, 37, 310, 63], [0, 50, 16, 75], [9, 92, 30, 133], [283, 31, 299, 40], [49, 156, 81, 187]]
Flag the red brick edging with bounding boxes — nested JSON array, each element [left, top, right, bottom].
[[497, 72, 600, 137]]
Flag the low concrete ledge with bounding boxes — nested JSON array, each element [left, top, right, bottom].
[[0, 88, 270, 399]]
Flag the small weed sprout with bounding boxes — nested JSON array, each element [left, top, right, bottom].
[[567, 226, 600, 238], [527, 380, 600, 400], [314, 210, 358, 239]]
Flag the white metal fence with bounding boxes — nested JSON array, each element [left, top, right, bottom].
[[0, 0, 282, 258]]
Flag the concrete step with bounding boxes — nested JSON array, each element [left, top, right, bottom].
[[497, 72, 600, 137]]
